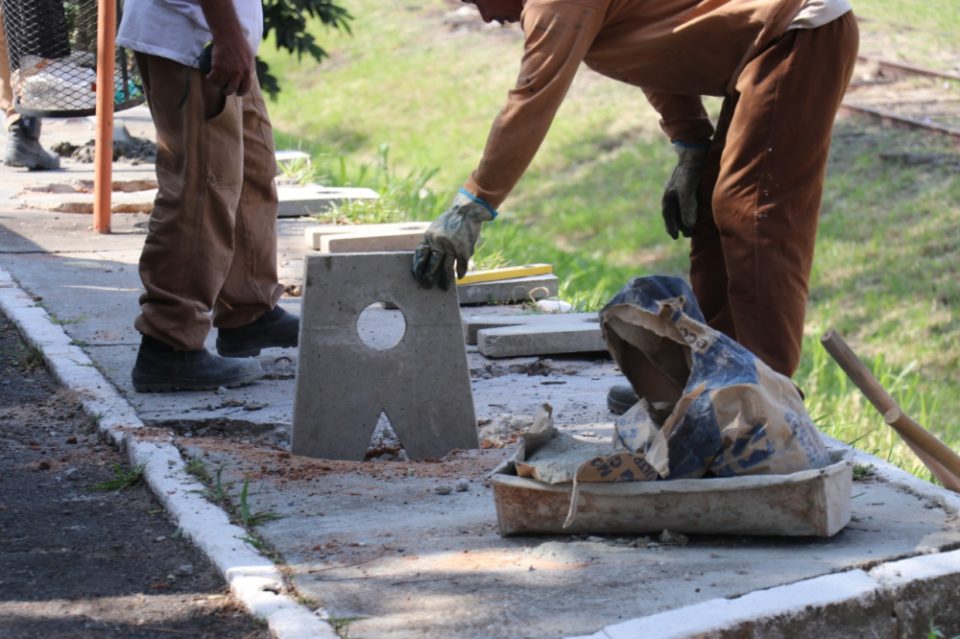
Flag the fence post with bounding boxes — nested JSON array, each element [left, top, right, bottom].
[[93, 0, 115, 234]]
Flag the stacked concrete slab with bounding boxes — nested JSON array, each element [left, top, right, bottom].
[[462, 311, 606, 358], [305, 222, 561, 305], [304, 222, 429, 252]]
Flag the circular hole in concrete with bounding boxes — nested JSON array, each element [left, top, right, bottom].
[[357, 302, 406, 351]]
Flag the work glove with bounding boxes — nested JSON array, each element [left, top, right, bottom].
[[661, 142, 709, 240], [412, 188, 497, 290]]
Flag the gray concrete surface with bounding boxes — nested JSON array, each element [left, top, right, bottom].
[[2, 110, 960, 639]]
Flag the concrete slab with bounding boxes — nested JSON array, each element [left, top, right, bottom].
[[276, 184, 380, 218], [321, 228, 424, 253], [292, 252, 479, 460], [304, 222, 428, 250], [462, 311, 600, 344], [478, 321, 607, 357], [457, 273, 559, 305], [275, 149, 312, 172], [461, 311, 606, 357]]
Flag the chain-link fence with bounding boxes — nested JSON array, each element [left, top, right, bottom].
[[1, 0, 143, 117]]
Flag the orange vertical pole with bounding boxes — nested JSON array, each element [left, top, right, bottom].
[[93, 0, 115, 234]]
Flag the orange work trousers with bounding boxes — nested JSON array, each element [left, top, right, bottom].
[[690, 13, 859, 377], [134, 52, 284, 351]]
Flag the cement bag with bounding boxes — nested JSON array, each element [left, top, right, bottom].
[[600, 275, 829, 479]]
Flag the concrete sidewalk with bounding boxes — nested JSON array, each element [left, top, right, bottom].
[[2, 111, 960, 638]]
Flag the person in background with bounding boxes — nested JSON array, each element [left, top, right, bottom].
[[0, 7, 60, 170], [413, 0, 858, 412], [117, 0, 298, 392]]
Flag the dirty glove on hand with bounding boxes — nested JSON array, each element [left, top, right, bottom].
[[412, 188, 498, 290], [661, 142, 709, 240]]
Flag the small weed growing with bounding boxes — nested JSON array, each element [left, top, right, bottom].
[[238, 478, 282, 528], [15, 343, 45, 371], [185, 457, 211, 484], [190, 465, 282, 533], [328, 615, 366, 637], [927, 623, 960, 639], [201, 465, 233, 504], [853, 463, 875, 481], [49, 312, 86, 326], [91, 464, 145, 492]]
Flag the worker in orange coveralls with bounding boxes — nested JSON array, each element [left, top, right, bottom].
[[412, 0, 859, 408]]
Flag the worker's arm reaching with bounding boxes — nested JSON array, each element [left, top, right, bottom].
[[463, 1, 604, 209], [412, 0, 604, 289]]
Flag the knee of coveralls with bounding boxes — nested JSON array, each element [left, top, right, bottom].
[[688, 95, 737, 343]]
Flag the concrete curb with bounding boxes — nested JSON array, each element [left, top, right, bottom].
[[0, 265, 337, 639], [567, 442, 960, 639], [569, 547, 960, 638]]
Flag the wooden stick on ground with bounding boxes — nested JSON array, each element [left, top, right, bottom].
[[821, 330, 960, 493]]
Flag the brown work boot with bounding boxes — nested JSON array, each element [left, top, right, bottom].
[[132, 334, 263, 392]]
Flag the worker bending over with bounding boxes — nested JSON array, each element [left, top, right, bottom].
[[413, 0, 858, 384]]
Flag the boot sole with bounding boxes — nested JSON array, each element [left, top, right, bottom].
[[215, 338, 298, 358], [607, 393, 639, 415], [132, 370, 262, 393], [3, 152, 60, 170]]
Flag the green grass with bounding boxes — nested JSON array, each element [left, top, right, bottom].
[[238, 478, 282, 528], [187, 461, 282, 531], [853, 0, 960, 70], [91, 463, 145, 492], [260, 0, 959, 482], [14, 342, 45, 372]]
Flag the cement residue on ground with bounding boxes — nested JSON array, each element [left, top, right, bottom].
[[180, 437, 508, 483]]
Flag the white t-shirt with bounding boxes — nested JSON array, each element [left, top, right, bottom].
[[117, 0, 263, 69], [788, 0, 853, 30]]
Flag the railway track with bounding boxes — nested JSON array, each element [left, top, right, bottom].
[[843, 54, 960, 139]]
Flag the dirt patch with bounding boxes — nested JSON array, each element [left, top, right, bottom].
[[19, 178, 159, 195], [52, 135, 157, 164], [0, 312, 269, 638], [180, 436, 507, 484]]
